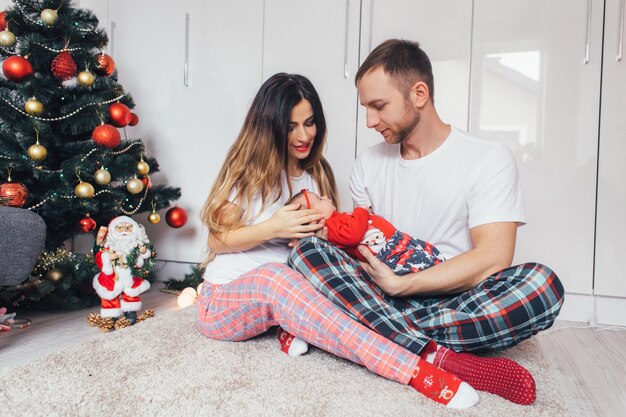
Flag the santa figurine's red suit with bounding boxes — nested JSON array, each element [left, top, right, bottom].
[[93, 216, 152, 323]]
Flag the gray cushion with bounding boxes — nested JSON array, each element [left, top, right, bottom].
[[0, 207, 46, 286]]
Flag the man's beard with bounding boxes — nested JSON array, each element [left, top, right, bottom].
[[389, 106, 421, 144], [107, 234, 142, 258]]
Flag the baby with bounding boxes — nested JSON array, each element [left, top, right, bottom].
[[288, 189, 445, 275]]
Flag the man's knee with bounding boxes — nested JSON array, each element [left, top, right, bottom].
[[524, 262, 565, 315]]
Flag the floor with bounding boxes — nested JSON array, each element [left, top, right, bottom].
[[1, 284, 625, 416]]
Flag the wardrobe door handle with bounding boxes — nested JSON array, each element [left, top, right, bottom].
[[618, 0, 625, 61], [368, 0, 375, 53], [584, 0, 592, 64], [184, 12, 191, 87], [343, 0, 351, 78]]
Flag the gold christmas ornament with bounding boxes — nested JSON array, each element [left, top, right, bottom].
[[75, 181, 95, 198], [77, 70, 95, 87], [126, 177, 144, 194], [148, 211, 160, 224], [27, 143, 47, 161], [40, 9, 58, 26], [24, 97, 44, 116], [136, 160, 150, 175], [46, 267, 64, 282], [93, 168, 111, 185], [0, 29, 16, 47]]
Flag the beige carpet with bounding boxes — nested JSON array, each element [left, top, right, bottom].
[[0, 307, 571, 417]]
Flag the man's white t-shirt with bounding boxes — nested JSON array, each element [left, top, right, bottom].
[[204, 171, 319, 285], [350, 127, 525, 259]]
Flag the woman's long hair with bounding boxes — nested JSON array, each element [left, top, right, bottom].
[[200, 73, 337, 265]]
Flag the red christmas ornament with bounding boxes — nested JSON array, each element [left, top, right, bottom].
[[140, 175, 152, 189], [0, 181, 28, 207], [129, 113, 139, 126], [165, 207, 188, 228], [51, 51, 77, 81], [94, 53, 115, 76], [0, 12, 6, 31], [2, 56, 33, 83], [79, 214, 97, 232], [108, 102, 132, 127], [92, 124, 121, 148]]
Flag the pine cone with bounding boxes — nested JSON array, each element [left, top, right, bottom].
[[87, 313, 102, 326], [99, 317, 115, 332], [114, 316, 132, 330], [137, 309, 155, 323]]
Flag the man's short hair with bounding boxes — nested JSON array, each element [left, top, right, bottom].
[[355, 39, 435, 103]]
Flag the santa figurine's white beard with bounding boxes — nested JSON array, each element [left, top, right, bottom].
[[106, 233, 143, 258]]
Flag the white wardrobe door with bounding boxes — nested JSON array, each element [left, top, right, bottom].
[[595, 0, 626, 297], [470, 0, 604, 295], [109, 0, 263, 264], [263, 0, 361, 211], [356, 0, 473, 155], [170, 0, 264, 262]]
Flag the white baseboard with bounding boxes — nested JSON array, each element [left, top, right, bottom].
[[558, 292, 626, 326], [152, 260, 197, 282]]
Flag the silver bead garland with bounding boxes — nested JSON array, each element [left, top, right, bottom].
[[0, 94, 125, 122], [14, 1, 97, 33], [34, 42, 85, 53]]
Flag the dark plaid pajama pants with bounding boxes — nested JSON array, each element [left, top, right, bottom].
[[288, 236, 564, 354]]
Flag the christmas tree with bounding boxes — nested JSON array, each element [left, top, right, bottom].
[[0, 0, 182, 310]]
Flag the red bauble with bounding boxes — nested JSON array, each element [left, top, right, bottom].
[[129, 113, 139, 126], [92, 124, 121, 148], [2, 56, 33, 83], [51, 51, 77, 81], [94, 53, 115, 76], [165, 207, 188, 228], [0, 181, 28, 207], [0, 12, 6, 31], [79, 215, 97, 233], [140, 175, 152, 189], [108, 103, 132, 127]]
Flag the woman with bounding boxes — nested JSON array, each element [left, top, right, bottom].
[[195, 73, 478, 409]]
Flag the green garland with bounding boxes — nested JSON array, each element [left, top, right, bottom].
[[127, 244, 157, 279], [163, 265, 205, 292]]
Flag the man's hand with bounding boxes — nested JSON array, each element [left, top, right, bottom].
[[357, 245, 407, 297]]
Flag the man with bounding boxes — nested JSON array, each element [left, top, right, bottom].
[[289, 39, 564, 405]]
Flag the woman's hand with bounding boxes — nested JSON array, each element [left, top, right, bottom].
[[269, 203, 326, 239], [357, 245, 408, 297]]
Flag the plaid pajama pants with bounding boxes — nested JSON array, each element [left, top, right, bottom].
[[195, 262, 420, 383], [288, 237, 564, 353]]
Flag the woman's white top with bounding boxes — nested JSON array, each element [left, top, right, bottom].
[[203, 171, 319, 285]]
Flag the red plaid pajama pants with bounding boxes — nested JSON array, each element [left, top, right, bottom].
[[195, 262, 421, 383]]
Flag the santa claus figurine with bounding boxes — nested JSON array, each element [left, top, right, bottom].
[[92, 216, 154, 325]]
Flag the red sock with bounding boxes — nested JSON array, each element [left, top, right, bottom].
[[408, 358, 478, 408], [277, 327, 295, 354], [423, 342, 536, 405]]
